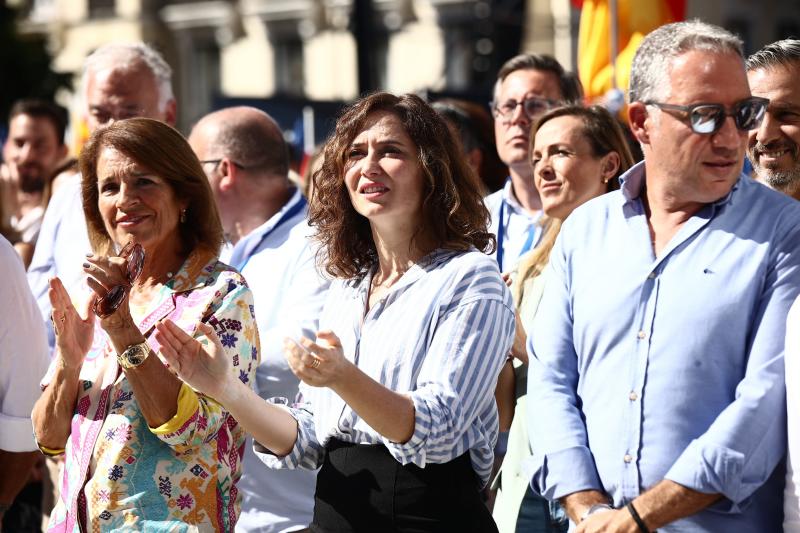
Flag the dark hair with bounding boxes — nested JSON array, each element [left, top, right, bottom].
[[432, 98, 508, 192], [309, 92, 494, 279], [8, 99, 68, 145], [494, 54, 583, 104], [79, 118, 223, 256], [747, 38, 800, 71]]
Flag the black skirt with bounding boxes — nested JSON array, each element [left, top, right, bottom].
[[310, 438, 499, 533]]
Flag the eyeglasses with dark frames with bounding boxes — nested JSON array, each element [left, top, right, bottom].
[[93, 241, 145, 318], [644, 97, 769, 135], [491, 97, 559, 121]]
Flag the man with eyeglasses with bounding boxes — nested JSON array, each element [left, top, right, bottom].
[[27, 43, 177, 352], [526, 21, 800, 532], [485, 54, 582, 274], [189, 106, 328, 533]]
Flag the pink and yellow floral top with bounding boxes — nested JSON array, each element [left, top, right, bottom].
[[38, 248, 259, 532]]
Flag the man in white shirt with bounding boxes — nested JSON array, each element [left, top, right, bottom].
[[0, 236, 50, 529], [189, 106, 329, 533], [745, 39, 800, 531], [485, 54, 582, 272], [27, 42, 177, 350]]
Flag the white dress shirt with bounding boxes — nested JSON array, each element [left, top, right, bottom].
[[0, 236, 50, 452], [227, 189, 330, 533], [484, 178, 543, 273], [27, 173, 91, 351], [786, 297, 800, 531]]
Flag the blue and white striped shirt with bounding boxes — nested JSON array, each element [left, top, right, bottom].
[[257, 248, 515, 486]]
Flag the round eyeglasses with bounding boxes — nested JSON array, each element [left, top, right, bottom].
[[93, 241, 145, 318], [644, 97, 769, 135]]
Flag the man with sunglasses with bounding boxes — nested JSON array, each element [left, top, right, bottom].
[[485, 54, 582, 274], [189, 106, 328, 533], [527, 21, 800, 532]]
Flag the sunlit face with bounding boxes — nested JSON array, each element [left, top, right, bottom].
[[641, 49, 750, 205], [343, 111, 426, 229], [747, 63, 800, 190], [532, 115, 613, 220], [493, 69, 563, 175], [96, 146, 185, 251], [85, 64, 170, 133], [3, 113, 66, 193]]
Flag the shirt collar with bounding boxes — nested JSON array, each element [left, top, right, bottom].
[[166, 247, 220, 293], [227, 187, 304, 265], [619, 160, 743, 209]]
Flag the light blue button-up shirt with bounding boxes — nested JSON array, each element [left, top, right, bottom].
[[527, 161, 800, 531]]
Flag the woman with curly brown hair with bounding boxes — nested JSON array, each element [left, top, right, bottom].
[[155, 92, 515, 532]]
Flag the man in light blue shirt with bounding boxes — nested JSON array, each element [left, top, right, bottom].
[[527, 21, 800, 532], [190, 106, 328, 533]]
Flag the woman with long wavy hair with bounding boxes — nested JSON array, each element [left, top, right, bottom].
[[155, 92, 515, 532]]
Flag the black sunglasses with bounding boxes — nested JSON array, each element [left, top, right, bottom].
[[93, 241, 145, 318], [644, 97, 769, 135]]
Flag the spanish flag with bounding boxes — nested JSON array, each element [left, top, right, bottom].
[[574, 0, 686, 102]]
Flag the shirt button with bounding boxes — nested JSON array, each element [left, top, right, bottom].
[[637, 330, 647, 340], [629, 391, 638, 401], [623, 454, 633, 463]]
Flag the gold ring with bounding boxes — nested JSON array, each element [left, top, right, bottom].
[[310, 357, 321, 369]]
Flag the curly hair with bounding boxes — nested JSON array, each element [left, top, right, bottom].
[[79, 118, 223, 256], [309, 92, 494, 280]]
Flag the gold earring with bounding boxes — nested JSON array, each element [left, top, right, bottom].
[[180, 209, 187, 223]]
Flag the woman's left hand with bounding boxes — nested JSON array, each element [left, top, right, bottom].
[[154, 319, 233, 400], [284, 330, 351, 388], [83, 252, 136, 330]]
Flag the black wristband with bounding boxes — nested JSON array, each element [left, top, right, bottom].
[[626, 501, 650, 533]]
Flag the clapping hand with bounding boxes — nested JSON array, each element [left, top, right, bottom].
[[283, 330, 350, 388], [154, 319, 231, 400], [49, 277, 94, 369]]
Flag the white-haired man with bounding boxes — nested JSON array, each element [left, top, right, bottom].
[[28, 43, 177, 349]]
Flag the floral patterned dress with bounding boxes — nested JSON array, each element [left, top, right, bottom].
[[38, 248, 259, 532]]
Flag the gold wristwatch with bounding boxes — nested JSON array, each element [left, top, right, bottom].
[[117, 341, 151, 369]]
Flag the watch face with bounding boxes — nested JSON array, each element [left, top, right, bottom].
[[121, 343, 149, 368], [128, 345, 148, 365]]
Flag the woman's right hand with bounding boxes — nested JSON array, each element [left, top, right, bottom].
[[154, 319, 232, 401], [49, 277, 94, 369]]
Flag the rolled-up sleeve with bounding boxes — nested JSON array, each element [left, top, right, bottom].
[[0, 237, 50, 452], [382, 289, 514, 484], [664, 222, 800, 510], [526, 235, 604, 500], [253, 397, 325, 470]]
